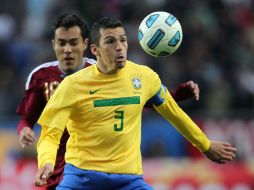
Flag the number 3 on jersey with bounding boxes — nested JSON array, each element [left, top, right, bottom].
[[114, 110, 124, 131]]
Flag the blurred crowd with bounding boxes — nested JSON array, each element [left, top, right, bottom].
[[0, 0, 254, 119]]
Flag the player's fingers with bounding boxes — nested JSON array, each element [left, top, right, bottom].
[[19, 135, 28, 148], [219, 148, 237, 161], [20, 140, 32, 148], [222, 142, 232, 147], [22, 128, 36, 141], [35, 179, 47, 186], [194, 84, 200, 101], [19, 139, 26, 148], [42, 167, 53, 180], [35, 167, 46, 186], [27, 132, 36, 141], [186, 81, 195, 89], [23, 135, 36, 143], [22, 140, 34, 147], [224, 149, 237, 158], [226, 151, 236, 159], [221, 155, 233, 162], [222, 143, 237, 155], [224, 146, 238, 154]]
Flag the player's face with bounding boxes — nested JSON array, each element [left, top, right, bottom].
[[52, 26, 88, 73], [92, 27, 128, 74]]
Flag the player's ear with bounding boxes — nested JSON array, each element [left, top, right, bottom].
[[52, 39, 56, 49], [83, 38, 89, 47], [82, 38, 89, 51], [90, 44, 100, 56]]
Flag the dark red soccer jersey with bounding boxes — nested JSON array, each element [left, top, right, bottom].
[[16, 57, 96, 189]]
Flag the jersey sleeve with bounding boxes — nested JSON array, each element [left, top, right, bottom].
[[147, 68, 161, 100], [38, 76, 77, 131], [37, 126, 63, 168], [153, 86, 211, 152], [16, 74, 46, 134]]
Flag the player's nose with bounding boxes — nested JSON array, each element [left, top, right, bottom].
[[64, 44, 72, 53], [115, 41, 124, 51]]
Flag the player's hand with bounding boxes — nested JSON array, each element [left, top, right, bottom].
[[19, 127, 36, 148], [35, 163, 54, 186], [203, 141, 237, 164], [185, 80, 199, 101], [172, 80, 200, 102]]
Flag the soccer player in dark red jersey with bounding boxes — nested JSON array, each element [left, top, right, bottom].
[[16, 13, 95, 190], [17, 13, 199, 189]]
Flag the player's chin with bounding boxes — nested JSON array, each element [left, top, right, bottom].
[[63, 59, 77, 67], [62, 64, 76, 73], [116, 60, 126, 69]]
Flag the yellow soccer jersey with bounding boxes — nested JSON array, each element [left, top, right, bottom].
[[38, 60, 160, 175], [38, 60, 210, 175]]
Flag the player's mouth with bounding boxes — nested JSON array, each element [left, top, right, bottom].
[[63, 57, 74, 64], [116, 55, 125, 63]]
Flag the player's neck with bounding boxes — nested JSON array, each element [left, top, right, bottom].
[[96, 61, 122, 75]]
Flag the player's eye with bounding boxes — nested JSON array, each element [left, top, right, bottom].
[[70, 40, 79, 46], [121, 38, 127, 43], [105, 38, 115, 44], [58, 40, 66, 46]]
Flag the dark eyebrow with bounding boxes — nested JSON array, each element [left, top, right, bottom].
[[104, 34, 127, 40], [57, 38, 79, 41]]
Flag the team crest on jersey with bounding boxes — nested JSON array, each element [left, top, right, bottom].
[[131, 74, 142, 90]]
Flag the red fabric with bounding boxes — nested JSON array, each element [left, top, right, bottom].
[[17, 117, 34, 135], [170, 83, 194, 102]]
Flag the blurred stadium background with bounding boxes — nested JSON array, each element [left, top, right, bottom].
[[0, 0, 254, 189]]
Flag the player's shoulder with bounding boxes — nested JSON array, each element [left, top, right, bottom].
[[28, 60, 59, 76], [70, 60, 95, 80], [83, 57, 96, 67], [25, 60, 59, 89]]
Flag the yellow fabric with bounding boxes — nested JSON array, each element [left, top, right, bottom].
[[154, 89, 211, 152], [38, 60, 160, 174], [37, 126, 63, 168]]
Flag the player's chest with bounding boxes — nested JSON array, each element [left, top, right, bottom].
[[75, 75, 149, 114], [41, 76, 62, 101], [81, 74, 147, 102]]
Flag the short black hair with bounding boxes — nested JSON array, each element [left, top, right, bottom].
[[52, 13, 89, 40], [90, 17, 123, 46]]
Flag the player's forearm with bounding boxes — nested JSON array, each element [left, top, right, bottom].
[[37, 126, 63, 168], [154, 93, 210, 152], [17, 92, 46, 132]]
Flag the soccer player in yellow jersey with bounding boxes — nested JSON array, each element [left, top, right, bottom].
[[35, 17, 237, 189]]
